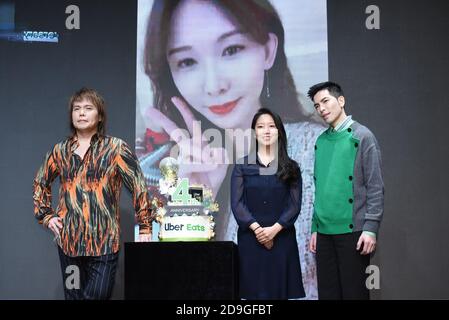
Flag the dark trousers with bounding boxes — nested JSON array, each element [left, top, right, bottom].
[[316, 232, 370, 300], [58, 246, 118, 300]]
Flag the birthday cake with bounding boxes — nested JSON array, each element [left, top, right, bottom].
[[151, 157, 218, 241]]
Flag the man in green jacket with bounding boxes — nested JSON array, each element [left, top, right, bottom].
[[308, 81, 384, 300]]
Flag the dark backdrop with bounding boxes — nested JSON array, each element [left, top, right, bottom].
[[0, 0, 448, 299], [327, 0, 449, 299], [0, 0, 137, 299]]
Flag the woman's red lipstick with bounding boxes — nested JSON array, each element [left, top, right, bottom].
[[209, 98, 240, 115]]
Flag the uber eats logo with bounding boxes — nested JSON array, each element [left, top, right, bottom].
[[164, 223, 205, 232]]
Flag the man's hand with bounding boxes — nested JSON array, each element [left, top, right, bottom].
[[136, 233, 152, 242], [47, 217, 62, 238], [309, 232, 317, 253], [357, 232, 376, 255]]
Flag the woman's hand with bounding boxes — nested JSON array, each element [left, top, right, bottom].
[[263, 239, 274, 250], [146, 97, 229, 198], [256, 223, 283, 244], [251, 223, 274, 250]]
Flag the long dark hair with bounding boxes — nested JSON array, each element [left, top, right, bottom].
[[144, 0, 308, 133], [251, 108, 299, 185]]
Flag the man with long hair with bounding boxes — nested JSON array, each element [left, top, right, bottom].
[[33, 88, 153, 299]]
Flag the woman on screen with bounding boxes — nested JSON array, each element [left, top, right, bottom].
[[140, 0, 323, 299]]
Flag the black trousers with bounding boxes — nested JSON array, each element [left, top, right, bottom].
[[58, 246, 118, 300], [316, 232, 370, 300]]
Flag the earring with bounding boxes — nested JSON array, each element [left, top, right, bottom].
[[265, 70, 271, 99]]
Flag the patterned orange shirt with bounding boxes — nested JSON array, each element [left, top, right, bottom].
[[33, 134, 153, 257]]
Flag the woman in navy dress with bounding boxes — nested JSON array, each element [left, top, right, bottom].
[[231, 108, 305, 300]]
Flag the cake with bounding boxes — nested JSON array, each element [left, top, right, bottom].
[[152, 157, 218, 241]]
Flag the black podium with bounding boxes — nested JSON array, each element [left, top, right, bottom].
[[125, 241, 239, 300]]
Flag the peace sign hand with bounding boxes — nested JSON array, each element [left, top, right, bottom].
[[146, 97, 229, 199]]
